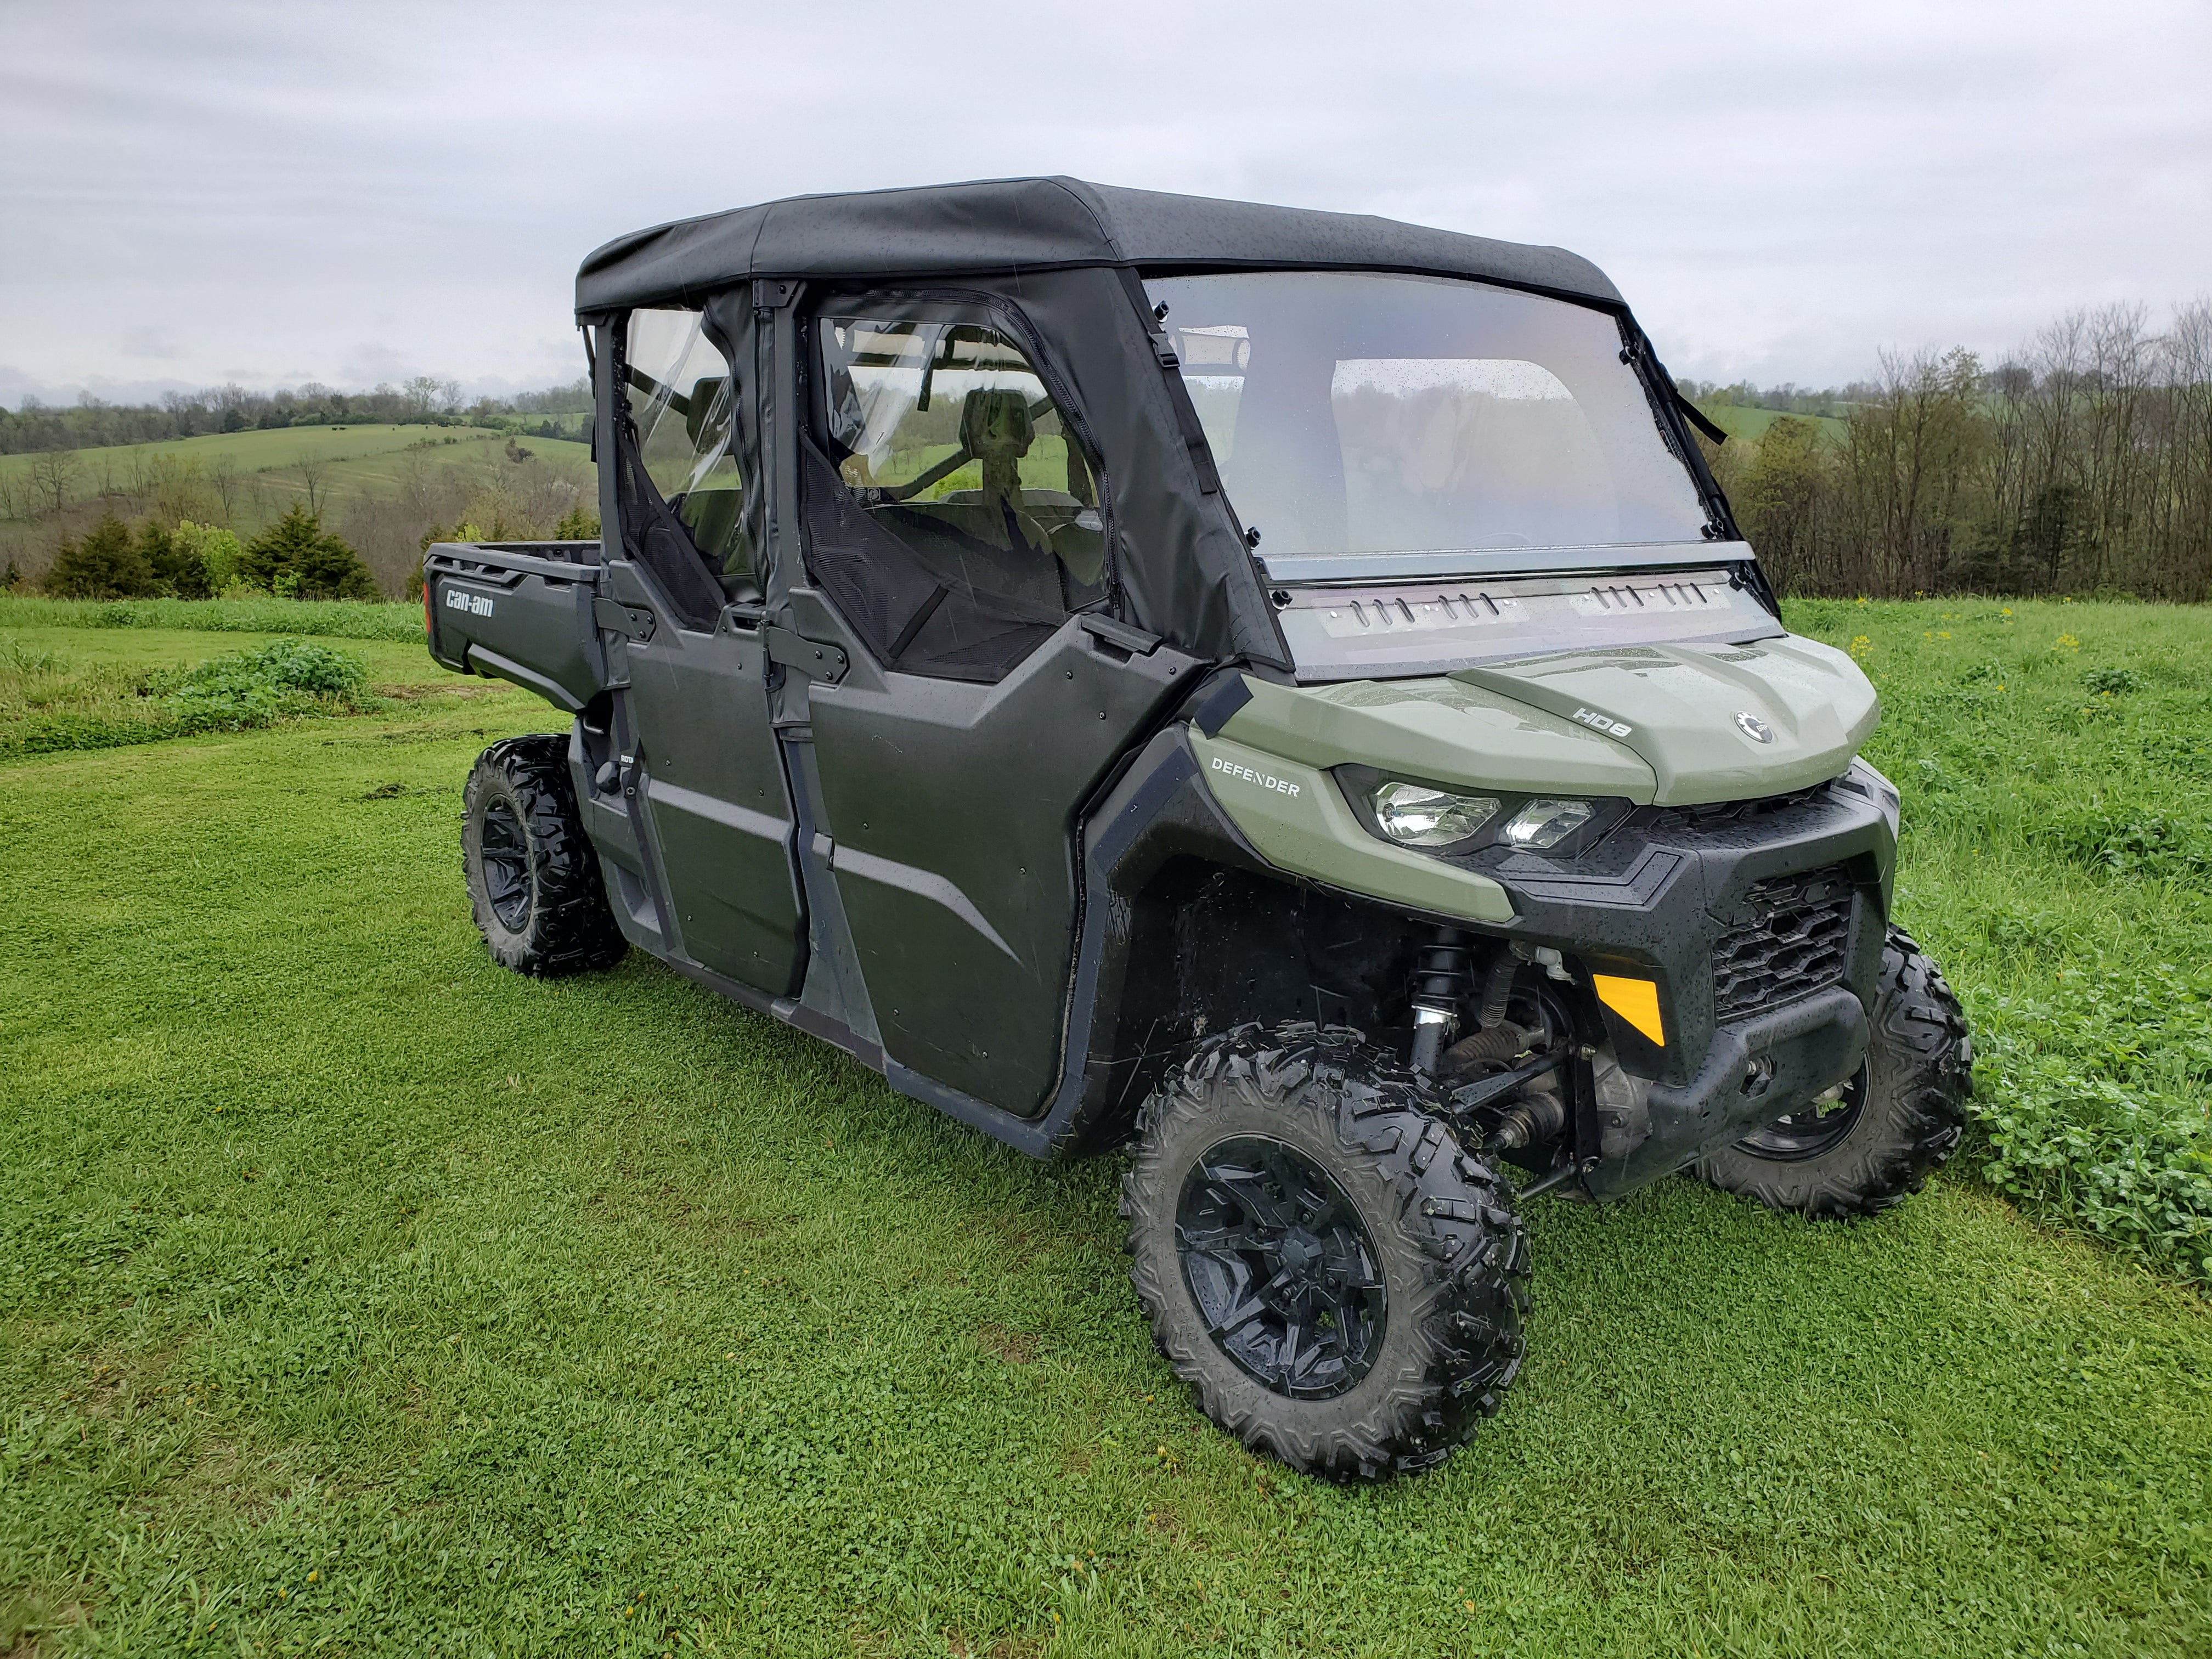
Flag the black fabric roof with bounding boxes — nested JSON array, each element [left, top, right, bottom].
[[575, 177, 1622, 315]]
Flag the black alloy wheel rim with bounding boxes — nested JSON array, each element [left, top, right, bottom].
[[1175, 1136, 1387, 1400], [1735, 1064, 1867, 1160], [478, 797, 533, 933]]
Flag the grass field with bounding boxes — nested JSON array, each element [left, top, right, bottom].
[[0, 595, 427, 644], [0, 426, 499, 495], [0, 625, 496, 758], [240, 432, 592, 520], [0, 426, 594, 551], [1693, 403, 1850, 445], [1, 601, 2207, 1656]]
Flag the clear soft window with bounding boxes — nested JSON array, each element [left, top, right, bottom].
[[825, 319, 1103, 593], [623, 307, 752, 587], [806, 315, 1107, 681], [1144, 272, 1710, 562]]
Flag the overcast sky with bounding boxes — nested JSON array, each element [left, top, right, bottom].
[[4, 0, 2207, 407]]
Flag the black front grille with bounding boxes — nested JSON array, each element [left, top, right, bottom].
[[1712, 866, 1856, 1022]]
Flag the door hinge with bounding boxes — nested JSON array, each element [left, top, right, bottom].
[[1078, 613, 1164, 656], [593, 596, 656, 642], [764, 624, 849, 684]]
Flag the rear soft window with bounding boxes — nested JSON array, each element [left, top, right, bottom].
[[622, 307, 752, 588]]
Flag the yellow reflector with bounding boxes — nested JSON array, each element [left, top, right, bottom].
[[1592, 974, 1664, 1047]]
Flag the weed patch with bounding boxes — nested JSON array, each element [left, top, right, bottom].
[[1794, 597, 2212, 1285], [2042, 808, 2212, 884], [1, 636, 383, 757], [1970, 966, 2212, 1281]]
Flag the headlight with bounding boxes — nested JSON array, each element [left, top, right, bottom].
[[1372, 781, 1500, 847], [1501, 798, 1595, 849]]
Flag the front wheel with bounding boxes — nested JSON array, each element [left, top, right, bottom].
[[1696, 924, 1971, 1218], [1122, 1024, 1530, 1481]]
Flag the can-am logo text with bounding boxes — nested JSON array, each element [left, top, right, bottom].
[[444, 589, 494, 618], [1571, 707, 1633, 737]]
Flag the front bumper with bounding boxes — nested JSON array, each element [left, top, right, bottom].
[[1587, 986, 1867, 1198], [1460, 778, 1894, 1087], [1457, 777, 1895, 1195]]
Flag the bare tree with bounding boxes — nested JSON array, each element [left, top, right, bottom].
[[148, 456, 213, 525], [1840, 348, 1984, 594], [2163, 299, 2212, 598], [207, 457, 243, 524], [295, 457, 329, 518], [27, 449, 81, 514]]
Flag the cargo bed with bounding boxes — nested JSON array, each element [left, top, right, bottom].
[[423, 540, 610, 712]]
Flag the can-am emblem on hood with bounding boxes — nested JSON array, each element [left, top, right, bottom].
[[1735, 713, 1775, 744]]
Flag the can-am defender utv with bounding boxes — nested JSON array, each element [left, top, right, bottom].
[[426, 178, 1971, 1480]]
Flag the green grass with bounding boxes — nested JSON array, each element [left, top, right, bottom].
[[243, 432, 593, 520], [1, 611, 2209, 1656], [0, 594, 428, 643], [1695, 404, 1850, 445], [1787, 597, 2212, 1282], [0, 426, 501, 493], [0, 425, 594, 540], [0, 629, 484, 759]]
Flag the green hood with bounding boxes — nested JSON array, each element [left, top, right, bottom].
[[1217, 635, 1877, 808]]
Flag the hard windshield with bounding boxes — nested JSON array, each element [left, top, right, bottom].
[[1143, 272, 1711, 563]]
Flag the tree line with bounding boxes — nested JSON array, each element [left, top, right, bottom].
[[14, 301, 2212, 601], [22, 493, 602, 604], [0, 376, 592, 456], [38, 506, 379, 602], [1694, 301, 2212, 600], [3, 424, 599, 599]]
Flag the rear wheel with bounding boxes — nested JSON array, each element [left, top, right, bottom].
[[1122, 1024, 1529, 1481], [462, 733, 627, 977], [1697, 925, 1970, 1217]]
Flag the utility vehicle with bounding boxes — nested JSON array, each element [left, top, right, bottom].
[[426, 178, 1971, 1480]]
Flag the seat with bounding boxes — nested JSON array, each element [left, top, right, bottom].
[[959, 387, 1036, 517]]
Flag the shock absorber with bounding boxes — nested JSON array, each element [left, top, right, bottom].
[[1408, 927, 1475, 1076]]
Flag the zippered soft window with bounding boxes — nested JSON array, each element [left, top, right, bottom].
[[806, 312, 1107, 682], [616, 308, 755, 619]]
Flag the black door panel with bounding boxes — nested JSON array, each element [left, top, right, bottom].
[[623, 606, 805, 996], [807, 619, 1196, 1112], [640, 775, 801, 990]]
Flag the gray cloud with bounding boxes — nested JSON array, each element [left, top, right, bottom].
[[117, 326, 180, 360], [4, 0, 2207, 402]]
